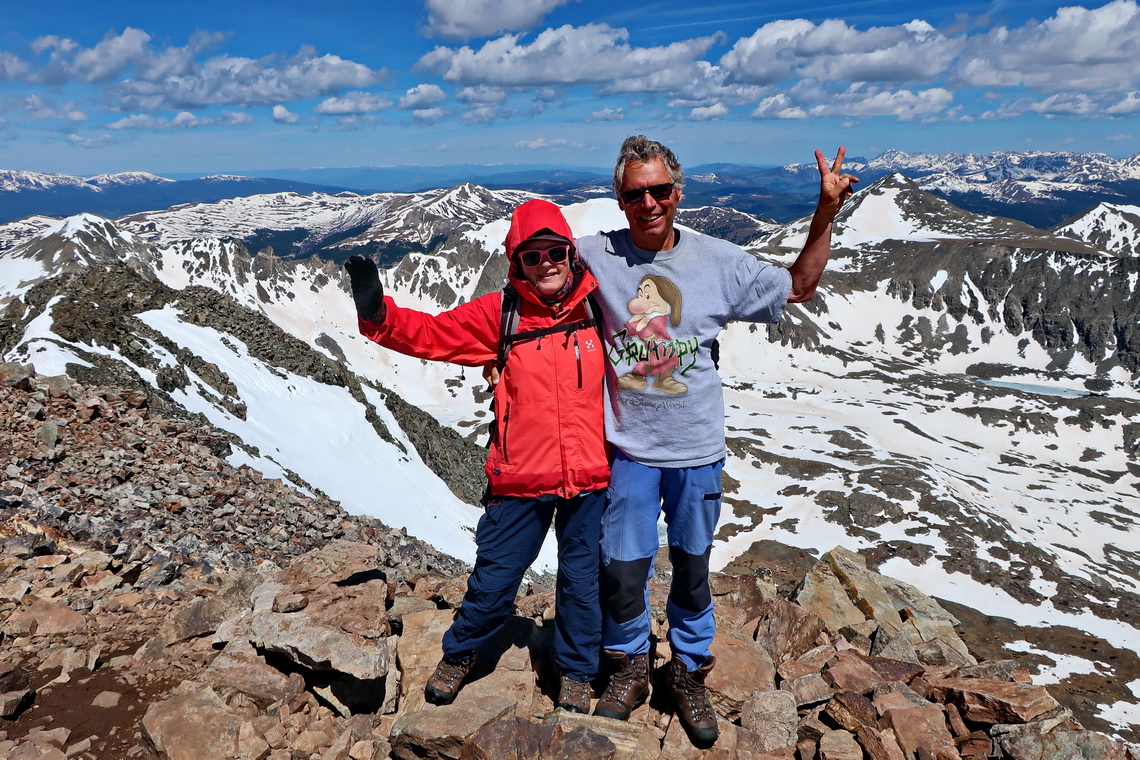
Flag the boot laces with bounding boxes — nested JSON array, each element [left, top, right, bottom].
[[675, 670, 713, 721], [560, 677, 592, 705]]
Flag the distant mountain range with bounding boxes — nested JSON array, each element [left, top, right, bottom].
[[0, 170, 352, 226], [4, 149, 1138, 229]]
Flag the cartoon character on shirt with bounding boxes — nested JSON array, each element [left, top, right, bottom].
[[616, 275, 688, 395]]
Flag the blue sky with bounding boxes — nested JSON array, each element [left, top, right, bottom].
[[1, 0, 1138, 176]]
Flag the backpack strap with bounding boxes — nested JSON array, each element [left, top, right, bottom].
[[496, 284, 521, 371], [496, 285, 599, 370]]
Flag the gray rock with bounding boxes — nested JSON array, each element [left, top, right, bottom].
[[740, 689, 798, 751]]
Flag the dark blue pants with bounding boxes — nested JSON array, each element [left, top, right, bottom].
[[442, 489, 604, 681]]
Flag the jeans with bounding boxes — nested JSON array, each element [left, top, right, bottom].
[[442, 489, 604, 681]]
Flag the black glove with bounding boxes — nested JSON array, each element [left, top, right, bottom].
[[344, 255, 386, 322]]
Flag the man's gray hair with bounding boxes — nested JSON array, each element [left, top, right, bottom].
[[613, 135, 684, 197]]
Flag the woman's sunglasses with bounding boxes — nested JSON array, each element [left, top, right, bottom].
[[518, 245, 570, 267], [619, 182, 675, 205]]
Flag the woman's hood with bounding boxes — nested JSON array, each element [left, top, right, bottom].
[[504, 199, 574, 257]]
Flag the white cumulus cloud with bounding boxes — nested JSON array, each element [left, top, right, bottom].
[[109, 110, 254, 130], [273, 105, 299, 124], [423, 0, 580, 41], [690, 103, 728, 121], [586, 107, 624, 121], [419, 24, 719, 92], [412, 107, 445, 124], [25, 95, 87, 121], [955, 0, 1140, 92], [315, 91, 393, 115], [515, 137, 584, 149], [399, 84, 447, 109], [721, 18, 962, 86]]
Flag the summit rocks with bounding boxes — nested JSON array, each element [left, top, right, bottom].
[[2, 365, 1137, 759]]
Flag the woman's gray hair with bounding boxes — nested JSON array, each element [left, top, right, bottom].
[[612, 135, 684, 197]]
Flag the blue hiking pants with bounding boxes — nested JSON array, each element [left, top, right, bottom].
[[442, 489, 604, 681], [600, 450, 723, 671]]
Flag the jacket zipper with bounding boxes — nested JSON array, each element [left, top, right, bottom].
[[573, 332, 583, 389], [501, 400, 511, 463]]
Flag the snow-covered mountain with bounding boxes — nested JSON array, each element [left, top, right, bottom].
[[1, 179, 1138, 738], [0, 170, 353, 227], [773, 149, 1140, 228], [1054, 202, 1140, 257], [0, 169, 174, 193], [119, 182, 539, 262], [853, 149, 1140, 183]]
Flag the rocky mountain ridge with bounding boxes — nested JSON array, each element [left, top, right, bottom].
[[2, 364, 1137, 759]]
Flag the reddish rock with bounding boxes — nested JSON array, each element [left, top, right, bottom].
[[954, 731, 991, 758], [781, 673, 834, 708], [7, 599, 86, 635], [793, 561, 865, 633], [705, 631, 777, 719], [823, 649, 883, 694], [753, 599, 826, 664], [818, 730, 863, 760], [855, 725, 907, 760], [884, 704, 956, 759], [711, 572, 775, 622], [823, 690, 876, 732], [930, 678, 1059, 724]]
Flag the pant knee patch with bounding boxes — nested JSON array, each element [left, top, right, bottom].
[[669, 546, 712, 612], [603, 557, 653, 624]]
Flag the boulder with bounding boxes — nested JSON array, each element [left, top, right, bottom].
[[740, 689, 798, 752], [249, 543, 390, 681], [461, 717, 617, 760], [752, 599, 825, 664], [6, 599, 86, 636], [998, 730, 1138, 760], [390, 697, 514, 760], [781, 673, 834, 708], [793, 561, 865, 633], [825, 547, 903, 627], [929, 678, 1059, 724], [818, 730, 864, 760], [549, 710, 660, 760], [141, 683, 244, 760], [706, 630, 778, 719], [883, 704, 956, 759]]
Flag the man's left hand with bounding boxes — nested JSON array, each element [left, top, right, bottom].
[[816, 146, 858, 216]]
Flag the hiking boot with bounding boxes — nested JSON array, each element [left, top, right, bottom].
[[667, 654, 718, 747], [424, 651, 475, 705], [593, 651, 649, 720], [557, 676, 593, 714]]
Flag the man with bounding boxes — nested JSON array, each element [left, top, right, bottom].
[[576, 135, 856, 746]]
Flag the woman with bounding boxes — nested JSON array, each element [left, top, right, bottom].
[[344, 199, 607, 713]]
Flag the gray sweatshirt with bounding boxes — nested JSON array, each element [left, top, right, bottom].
[[577, 228, 792, 468]]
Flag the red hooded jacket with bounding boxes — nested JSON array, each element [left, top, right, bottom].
[[358, 199, 609, 498]]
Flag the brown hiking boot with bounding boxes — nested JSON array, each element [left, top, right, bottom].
[[667, 655, 718, 746], [557, 676, 593, 714], [593, 651, 649, 720], [424, 651, 475, 705]]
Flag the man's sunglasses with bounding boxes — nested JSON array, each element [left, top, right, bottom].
[[619, 182, 675, 205], [518, 245, 570, 267]]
